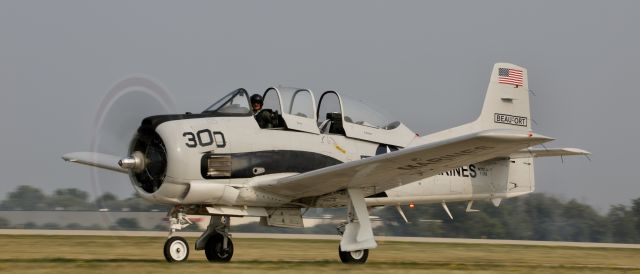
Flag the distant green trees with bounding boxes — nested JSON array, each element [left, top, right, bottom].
[[2, 185, 640, 243], [47, 188, 91, 210], [0, 185, 168, 212], [1, 185, 47, 210], [114, 218, 140, 230], [372, 193, 640, 243]]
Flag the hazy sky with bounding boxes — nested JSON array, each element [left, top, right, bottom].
[[1, 1, 638, 212]]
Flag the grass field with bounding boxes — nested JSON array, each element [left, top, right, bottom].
[[1, 235, 639, 274]]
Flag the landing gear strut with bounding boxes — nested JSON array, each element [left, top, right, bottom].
[[164, 207, 193, 262], [336, 188, 376, 264]]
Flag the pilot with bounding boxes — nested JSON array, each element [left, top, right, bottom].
[[251, 94, 275, 128], [250, 94, 263, 114]]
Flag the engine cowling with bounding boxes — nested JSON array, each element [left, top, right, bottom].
[[127, 130, 167, 194]]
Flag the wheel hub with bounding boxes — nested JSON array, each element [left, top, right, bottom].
[[350, 250, 364, 260], [170, 241, 188, 260]]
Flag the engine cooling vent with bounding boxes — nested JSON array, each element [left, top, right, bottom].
[[201, 154, 231, 178]]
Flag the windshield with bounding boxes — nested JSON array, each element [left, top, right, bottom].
[[203, 88, 252, 115]]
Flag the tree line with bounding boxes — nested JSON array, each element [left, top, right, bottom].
[[0, 185, 168, 212], [1, 185, 640, 243], [237, 193, 640, 244], [367, 193, 640, 243]]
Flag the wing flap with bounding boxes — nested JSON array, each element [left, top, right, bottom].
[[62, 152, 128, 174], [253, 129, 553, 199]]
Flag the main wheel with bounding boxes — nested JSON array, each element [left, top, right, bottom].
[[164, 236, 189, 262], [338, 246, 368, 264], [205, 234, 234, 262]]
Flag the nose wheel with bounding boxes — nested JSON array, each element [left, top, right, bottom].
[[163, 236, 189, 262]]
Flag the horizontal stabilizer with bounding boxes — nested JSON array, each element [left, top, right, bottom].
[[62, 152, 128, 174], [510, 148, 590, 159]]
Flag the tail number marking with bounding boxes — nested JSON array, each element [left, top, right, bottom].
[[494, 113, 527, 127]]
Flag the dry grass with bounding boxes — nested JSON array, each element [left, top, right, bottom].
[[1, 235, 639, 274]]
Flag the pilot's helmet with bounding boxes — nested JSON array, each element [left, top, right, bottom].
[[250, 94, 263, 105]]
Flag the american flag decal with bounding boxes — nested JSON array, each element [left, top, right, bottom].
[[498, 68, 524, 86]]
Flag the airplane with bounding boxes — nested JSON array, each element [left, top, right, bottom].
[[62, 63, 589, 264]]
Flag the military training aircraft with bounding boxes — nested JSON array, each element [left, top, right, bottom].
[[63, 63, 589, 264]]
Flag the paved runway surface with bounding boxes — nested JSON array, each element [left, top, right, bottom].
[[2, 229, 639, 249]]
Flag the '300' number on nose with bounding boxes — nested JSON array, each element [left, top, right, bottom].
[[183, 130, 226, 148]]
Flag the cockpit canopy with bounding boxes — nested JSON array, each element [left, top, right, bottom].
[[316, 91, 416, 147], [318, 92, 401, 130], [262, 87, 319, 134], [203, 88, 253, 116], [203, 87, 416, 147]]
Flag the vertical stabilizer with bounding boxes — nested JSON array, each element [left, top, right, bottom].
[[475, 63, 531, 130], [413, 63, 533, 145]]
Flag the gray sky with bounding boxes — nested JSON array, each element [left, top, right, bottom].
[[1, 1, 638, 212]]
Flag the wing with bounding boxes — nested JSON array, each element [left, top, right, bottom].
[[253, 129, 553, 199]]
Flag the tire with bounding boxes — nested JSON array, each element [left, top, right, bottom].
[[338, 246, 368, 264], [163, 236, 189, 262], [205, 234, 234, 262]]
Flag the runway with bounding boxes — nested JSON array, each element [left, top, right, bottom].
[[3, 230, 640, 274], [2, 229, 639, 249]]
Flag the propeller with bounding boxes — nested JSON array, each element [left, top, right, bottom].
[[88, 76, 176, 228]]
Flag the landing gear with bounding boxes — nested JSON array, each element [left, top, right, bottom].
[[338, 246, 368, 264], [164, 206, 234, 263], [163, 208, 194, 263], [163, 236, 189, 262], [336, 188, 377, 264], [205, 234, 234, 262], [195, 215, 234, 263]]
